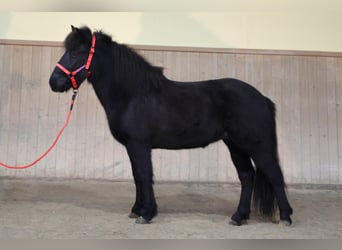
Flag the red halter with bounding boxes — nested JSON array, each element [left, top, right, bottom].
[[56, 35, 96, 90]]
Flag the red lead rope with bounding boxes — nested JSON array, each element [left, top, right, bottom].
[[0, 90, 78, 169]]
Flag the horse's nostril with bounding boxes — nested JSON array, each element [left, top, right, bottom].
[[49, 78, 56, 90], [51, 84, 57, 92], [49, 76, 62, 92]]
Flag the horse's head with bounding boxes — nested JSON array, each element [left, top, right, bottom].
[[49, 26, 95, 92]]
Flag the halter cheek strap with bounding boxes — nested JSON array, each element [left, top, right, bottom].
[[56, 35, 96, 90], [85, 35, 96, 72]]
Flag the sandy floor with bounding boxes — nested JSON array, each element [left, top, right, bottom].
[[0, 178, 341, 239]]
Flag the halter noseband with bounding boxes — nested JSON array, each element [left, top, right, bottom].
[[56, 35, 96, 90]]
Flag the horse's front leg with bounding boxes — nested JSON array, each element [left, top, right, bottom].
[[125, 140, 157, 224]]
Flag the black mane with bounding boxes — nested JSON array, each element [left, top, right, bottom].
[[108, 39, 167, 94], [64, 26, 167, 95], [64, 26, 92, 51]]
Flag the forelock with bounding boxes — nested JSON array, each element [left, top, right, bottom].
[[64, 26, 92, 51]]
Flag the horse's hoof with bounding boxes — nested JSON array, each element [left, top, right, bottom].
[[229, 219, 247, 226], [280, 219, 292, 227], [128, 212, 140, 219], [135, 216, 151, 224]]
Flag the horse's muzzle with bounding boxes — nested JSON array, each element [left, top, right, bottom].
[[49, 75, 70, 93]]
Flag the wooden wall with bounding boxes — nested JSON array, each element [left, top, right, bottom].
[[1, 40, 342, 185]]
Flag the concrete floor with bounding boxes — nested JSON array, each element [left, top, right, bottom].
[[0, 178, 341, 239]]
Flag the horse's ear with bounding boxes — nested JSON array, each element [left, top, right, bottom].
[[71, 25, 76, 31]]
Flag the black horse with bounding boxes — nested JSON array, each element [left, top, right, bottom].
[[49, 26, 293, 226]]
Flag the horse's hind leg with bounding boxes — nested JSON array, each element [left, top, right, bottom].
[[251, 150, 293, 225], [224, 139, 255, 226]]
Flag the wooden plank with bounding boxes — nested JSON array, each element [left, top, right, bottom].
[[6, 46, 22, 177], [309, 58, 322, 183], [303, 56, 316, 183], [16, 46, 34, 177], [248, 54, 263, 91], [271, 55, 287, 180], [34, 47, 52, 177], [314, 58, 329, 183], [326, 57, 339, 184], [84, 83, 97, 179], [335, 58, 342, 183], [260, 55, 272, 97], [26, 46, 43, 177], [313, 58, 329, 183], [278, 56, 293, 182], [0, 45, 10, 176], [273, 57, 296, 181], [299, 57, 312, 183], [291, 56, 302, 183], [235, 54, 246, 83], [279, 56, 291, 182], [91, 90, 109, 180], [251, 55, 264, 90], [316, 58, 330, 183], [216, 53, 236, 79]]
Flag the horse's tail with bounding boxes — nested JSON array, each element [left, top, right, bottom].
[[252, 97, 279, 218], [253, 169, 277, 217]]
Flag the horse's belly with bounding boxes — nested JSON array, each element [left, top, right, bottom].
[[151, 126, 224, 150]]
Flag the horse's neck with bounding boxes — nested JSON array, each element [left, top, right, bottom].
[[91, 74, 131, 118], [89, 46, 161, 112]]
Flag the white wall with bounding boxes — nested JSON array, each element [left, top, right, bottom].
[[1, 11, 342, 52]]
